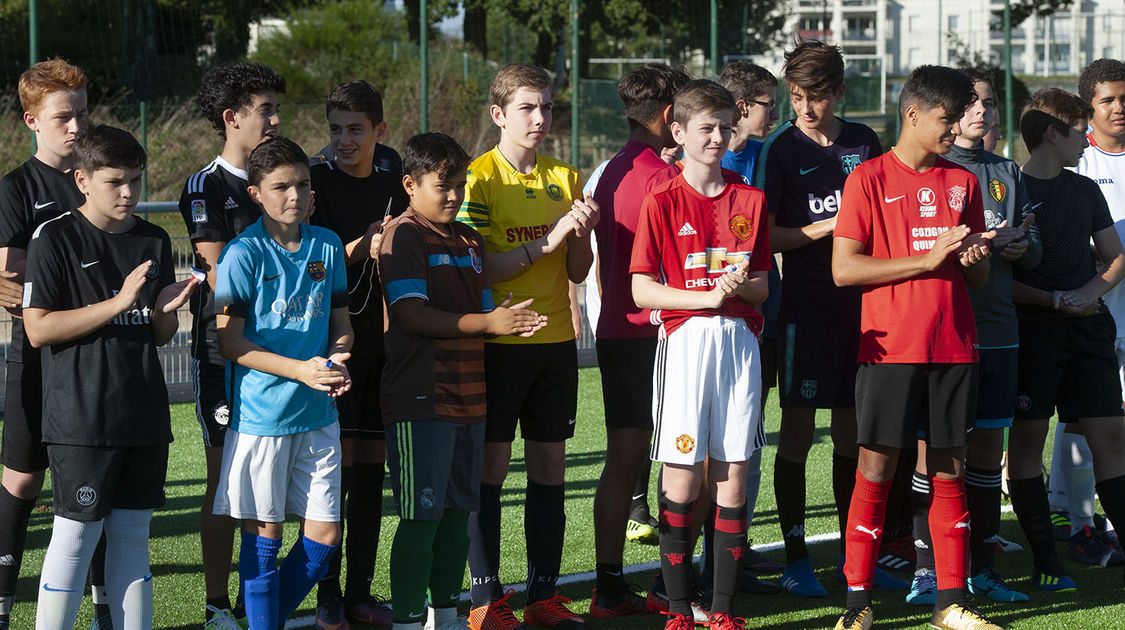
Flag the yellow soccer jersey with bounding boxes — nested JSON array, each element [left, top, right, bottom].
[[457, 146, 581, 344]]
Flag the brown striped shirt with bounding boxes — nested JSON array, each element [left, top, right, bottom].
[[379, 207, 491, 424]]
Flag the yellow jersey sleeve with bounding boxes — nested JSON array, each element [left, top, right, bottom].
[[458, 156, 493, 236], [457, 148, 579, 345]]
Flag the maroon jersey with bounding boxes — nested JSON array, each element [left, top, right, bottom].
[[630, 172, 771, 339], [757, 119, 882, 325]]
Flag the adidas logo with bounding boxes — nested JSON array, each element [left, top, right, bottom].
[[677, 222, 697, 236], [0, 554, 14, 566], [224, 196, 238, 210]]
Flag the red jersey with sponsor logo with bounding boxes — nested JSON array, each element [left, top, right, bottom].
[[835, 151, 985, 363], [593, 142, 681, 339], [629, 172, 771, 338]]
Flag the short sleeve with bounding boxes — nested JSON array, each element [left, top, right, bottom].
[[1090, 181, 1114, 234], [457, 169, 490, 236], [329, 235, 349, 309], [757, 141, 784, 216], [835, 168, 873, 246], [0, 174, 30, 249], [215, 240, 258, 318], [179, 174, 230, 243], [379, 221, 430, 305], [22, 228, 67, 310], [629, 194, 664, 275]]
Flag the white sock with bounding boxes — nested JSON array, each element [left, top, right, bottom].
[[122, 574, 153, 630], [36, 515, 104, 630], [1059, 432, 1096, 534], [103, 509, 153, 630], [429, 606, 458, 626], [1047, 423, 1068, 512]]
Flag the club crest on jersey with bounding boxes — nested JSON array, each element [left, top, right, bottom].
[[988, 179, 1007, 202], [545, 183, 564, 201], [1016, 394, 1032, 412], [469, 247, 483, 273], [947, 185, 967, 213], [918, 187, 937, 218], [145, 259, 159, 280], [801, 379, 818, 399], [307, 261, 327, 282], [729, 214, 753, 241], [676, 434, 695, 454], [841, 153, 862, 174], [191, 199, 207, 223]]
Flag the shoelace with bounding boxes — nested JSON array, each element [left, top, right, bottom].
[[708, 612, 749, 629], [535, 594, 580, 620], [660, 610, 695, 629], [840, 606, 870, 626], [488, 589, 522, 624], [950, 602, 991, 622]]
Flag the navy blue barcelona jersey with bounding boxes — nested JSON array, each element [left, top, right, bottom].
[[215, 219, 348, 437], [755, 119, 882, 324]]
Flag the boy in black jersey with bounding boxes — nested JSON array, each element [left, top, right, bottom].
[[309, 80, 407, 628], [754, 40, 900, 597], [177, 60, 285, 626], [1007, 88, 1125, 591], [0, 58, 100, 628], [22, 125, 198, 630]]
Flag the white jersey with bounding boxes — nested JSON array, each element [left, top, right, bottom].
[[581, 159, 610, 335], [1076, 133, 1125, 333]]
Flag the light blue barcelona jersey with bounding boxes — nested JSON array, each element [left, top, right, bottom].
[[215, 219, 348, 436]]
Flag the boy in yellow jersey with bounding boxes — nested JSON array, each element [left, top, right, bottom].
[[458, 63, 600, 630]]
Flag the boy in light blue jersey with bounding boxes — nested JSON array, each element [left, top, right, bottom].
[[214, 136, 353, 629]]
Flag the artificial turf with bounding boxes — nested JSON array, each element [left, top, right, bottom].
[[4, 367, 1124, 628]]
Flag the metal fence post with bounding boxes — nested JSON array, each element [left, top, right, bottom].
[[140, 100, 148, 201], [571, 0, 579, 167], [29, 0, 39, 153], [420, 0, 429, 133]]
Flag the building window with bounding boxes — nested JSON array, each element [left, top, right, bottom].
[[948, 15, 959, 31], [909, 15, 921, 31]]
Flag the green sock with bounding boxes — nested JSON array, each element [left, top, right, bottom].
[[390, 518, 440, 623], [428, 509, 471, 607]]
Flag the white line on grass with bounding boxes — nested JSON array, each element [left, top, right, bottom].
[[285, 531, 843, 628]]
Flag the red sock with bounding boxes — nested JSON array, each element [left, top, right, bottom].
[[929, 476, 970, 591], [843, 470, 892, 590]]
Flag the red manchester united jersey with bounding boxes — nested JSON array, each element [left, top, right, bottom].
[[629, 172, 771, 338], [835, 151, 985, 364]]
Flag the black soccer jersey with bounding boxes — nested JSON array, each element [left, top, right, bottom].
[[1015, 170, 1114, 319], [309, 159, 408, 357], [0, 157, 85, 364], [178, 156, 260, 364], [756, 119, 882, 325], [23, 210, 176, 446]]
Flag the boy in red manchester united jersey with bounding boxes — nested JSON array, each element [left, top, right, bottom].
[[830, 65, 1001, 630], [630, 80, 771, 630]]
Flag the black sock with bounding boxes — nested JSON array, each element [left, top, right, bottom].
[[833, 453, 858, 556], [1008, 476, 1062, 571], [344, 462, 384, 604], [318, 465, 352, 604], [629, 459, 653, 521], [658, 496, 694, 617], [468, 483, 503, 607], [845, 588, 872, 610], [0, 487, 36, 598], [702, 517, 715, 582], [775, 455, 808, 564], [205, 596, 232, 618], [1095, 475, 1125, 545], [711, 505, 747, 615], [594, 562, 625, 601], [935, 587, 968, 610], [965, 466, 1002, 575], [90, 532, 107, 592], [912, 471, 934, 571], [525, 481, 565, 604]]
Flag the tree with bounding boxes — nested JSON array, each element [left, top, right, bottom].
[[992, 0, 1073, 29]]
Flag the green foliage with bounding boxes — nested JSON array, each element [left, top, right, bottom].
[[248, 0, 407, 101], [993, 0, 1073, 29]]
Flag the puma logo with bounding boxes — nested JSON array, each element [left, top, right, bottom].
[[854, 525, 882, 540]]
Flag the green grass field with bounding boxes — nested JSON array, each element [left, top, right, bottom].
[[4, 367, 1125, 628]]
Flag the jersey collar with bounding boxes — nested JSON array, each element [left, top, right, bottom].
[[214, 155, 249, 181]]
